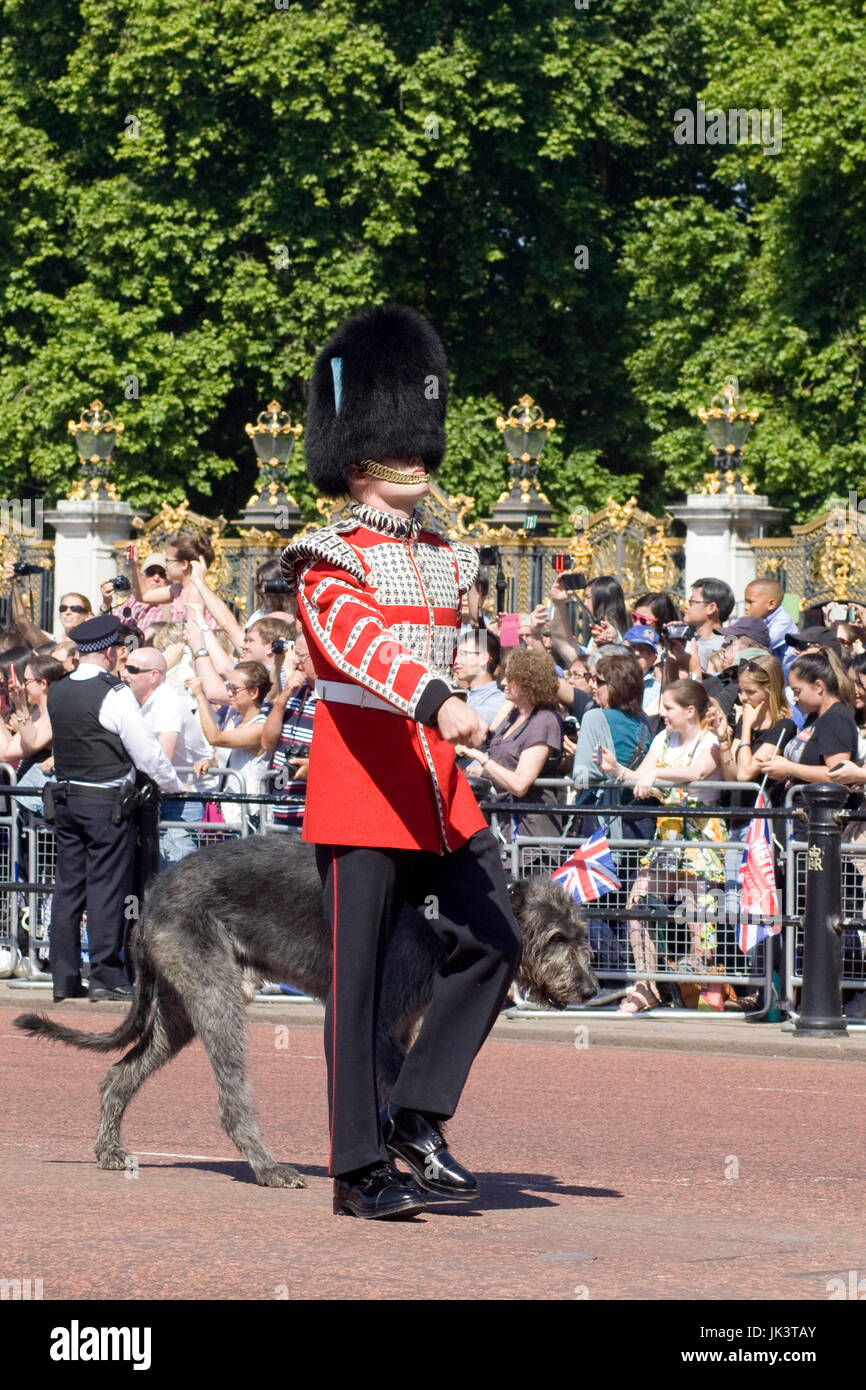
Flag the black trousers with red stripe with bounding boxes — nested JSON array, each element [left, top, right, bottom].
[[315, 827, 522, 1177]]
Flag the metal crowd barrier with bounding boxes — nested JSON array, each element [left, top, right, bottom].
[[0, 764, 21, 979], [485, 777, 576, 843], [2, 773, 862, 1029], [490, 781, 789, 1020], [783, 789, 866, 1028], [1, 770, 311, 994], [785, 784, 866, 1021]]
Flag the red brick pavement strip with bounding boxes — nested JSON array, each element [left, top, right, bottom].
[[2, 1008, 865, 1301]]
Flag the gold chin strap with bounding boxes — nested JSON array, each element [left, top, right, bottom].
[[358, 458, 430, 486]]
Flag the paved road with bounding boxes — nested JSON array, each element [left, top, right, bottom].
[[2, 999, 864, 1302]]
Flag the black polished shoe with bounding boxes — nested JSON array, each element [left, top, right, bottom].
[[332, 1162, 427, 1220], [381, 1103, 479, 1202], [88, 984, 133, 1003], [53, 985, 88, 1003]]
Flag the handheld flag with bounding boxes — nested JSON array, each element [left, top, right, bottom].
[[552, 826, 621, 904], [738, 794, 781, 953]]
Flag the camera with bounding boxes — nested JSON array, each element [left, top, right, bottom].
[[11, 561, 42, 577], [661, 622, 695, 642], [111, 575, 132, 593], [478, 546, 499, 566], [558, 571, 588, 591], [263, 578, 292, 595], [828, 602, 861, 624], [271, 637, 290, 655], [562, 715, 578, 739]]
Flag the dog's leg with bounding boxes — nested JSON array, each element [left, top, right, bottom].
[[187, 989, 306, 1189], [95, 987, 194, 1172]]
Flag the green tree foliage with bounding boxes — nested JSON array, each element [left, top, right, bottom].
[[622, 0, 866, 520], [0, 0, 860, 526]]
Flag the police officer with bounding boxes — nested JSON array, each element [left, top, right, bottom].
[[46, 615, 183, 1003]]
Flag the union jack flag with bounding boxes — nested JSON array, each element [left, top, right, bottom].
[[551, 826, 621, 904], [738, 794, 781, 953]]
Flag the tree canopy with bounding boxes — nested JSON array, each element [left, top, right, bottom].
[[0, 0, 862, 528]]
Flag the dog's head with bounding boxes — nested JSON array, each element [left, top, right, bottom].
[[508, 876, 597, 1009]]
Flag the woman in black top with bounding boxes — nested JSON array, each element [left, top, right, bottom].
[[759, 654, 859, 786], [712, 652, 796, 804]]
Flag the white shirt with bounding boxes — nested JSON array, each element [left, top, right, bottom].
[[216, 710, 268, 826], [140, 682, 214, 789], [67, 664, 182, 793], [646, 726, 719, 805]]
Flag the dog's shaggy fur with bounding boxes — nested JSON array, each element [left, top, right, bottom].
[[15, 835, 595, 1188]]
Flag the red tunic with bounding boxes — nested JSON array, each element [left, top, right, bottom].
[[281, 502, 488, 853]]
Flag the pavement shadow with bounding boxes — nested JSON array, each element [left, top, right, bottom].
[[47, 1160, 621, 1210], [469, 1172, 622, 1211], [142, 1159, 330, 1185], [46, 1157, 329, 1186]]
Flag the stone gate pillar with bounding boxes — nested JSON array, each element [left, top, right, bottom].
[[668, 492, 785, 612], [43, 499, 133, 630]]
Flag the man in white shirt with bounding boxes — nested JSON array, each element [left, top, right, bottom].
[[453, 632, 505, 726], [46, 616, 183, 1003], [123, 645, 214, 865]]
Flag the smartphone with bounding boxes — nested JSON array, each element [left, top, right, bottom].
[[127, 543, 137, 562], [828, 603, 848, 623], [499, 613, 521, 647], [593, 745, 604, 767]]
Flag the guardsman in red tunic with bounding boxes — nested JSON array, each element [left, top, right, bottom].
[[282, 305, 522, 1220]]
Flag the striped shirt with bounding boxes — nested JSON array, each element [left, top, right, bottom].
[[269, 682, 317, 825]]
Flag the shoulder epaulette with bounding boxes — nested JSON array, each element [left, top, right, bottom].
[[280, 525, 366, 589], [451, 541, 480, 595]]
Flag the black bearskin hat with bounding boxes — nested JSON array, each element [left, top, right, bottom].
[[303, 304, 448, 496]]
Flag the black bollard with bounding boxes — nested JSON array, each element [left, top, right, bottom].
[[132, 780, 162, 906], [795, 784, 848, 1036]]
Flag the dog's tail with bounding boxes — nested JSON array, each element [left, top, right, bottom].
[[13, 926, 155, 1052]]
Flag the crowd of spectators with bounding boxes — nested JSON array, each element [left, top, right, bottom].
[[454, 569, 866, 1017], [2, 541, 866, 1016], [0, 538, 311, 854]]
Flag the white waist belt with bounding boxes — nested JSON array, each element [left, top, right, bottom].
[[315, 680, 403, 715]]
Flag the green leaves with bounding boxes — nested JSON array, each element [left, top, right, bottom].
[[0, 0, 861, 527]]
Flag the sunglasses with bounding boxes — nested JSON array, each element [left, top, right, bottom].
[[225, 682, 249, 696], [124, 665, 150, 676], [629, 612, 653, 625], [59, 604, 87, 614], [738, 659, 763, 675]]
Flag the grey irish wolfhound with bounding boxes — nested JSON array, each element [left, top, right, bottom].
[[15, 834, 595, 1188]]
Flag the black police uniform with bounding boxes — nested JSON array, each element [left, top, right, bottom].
[[46, 616, 180, 998]]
